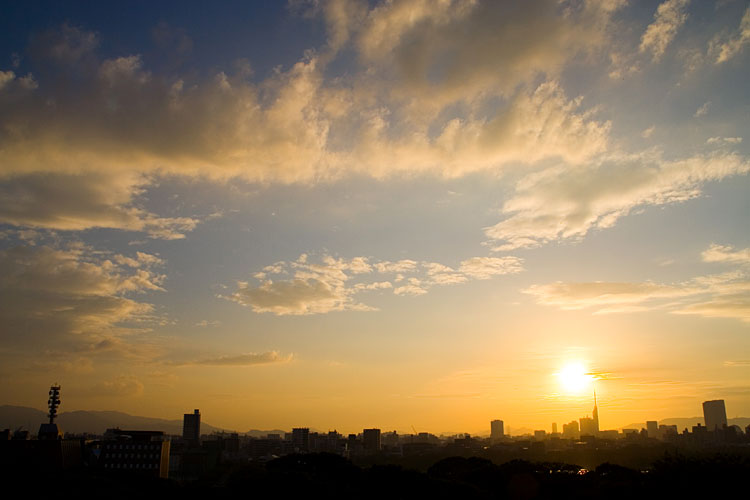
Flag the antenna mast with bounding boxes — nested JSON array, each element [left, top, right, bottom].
[[47, 385, 61, 424]]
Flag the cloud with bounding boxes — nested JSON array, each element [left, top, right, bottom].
[[676, 295, 750, 322], [724, 360, 750, 367], [179, 351, 293, 366], [702, 244, 750, 265], [485, 152, 750, 251], [0, 244, 166, 350], [84, 375, 144, 397], [712, 7, 750, 64], [232, 277, 356, 315], [639, 0, 690, 61], [0, 7, 616, 250], [0, 7, 616, 197], [228, 252, 524, 315], [694, 101, 711, 117], [195, 319, 222, 328], [524, 281, 690, 311], [393, 279, 429, 296], [1, 6, 744, 251], [706, 136, 742, 146], [0, 172, 199, 239], [524, 245, 750, 322], [356, 0, 620, 102], [459, 256, 524, 280]]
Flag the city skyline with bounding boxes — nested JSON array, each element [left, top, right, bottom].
[[3, 387, 745, 438], [1, 1, 749, 433]]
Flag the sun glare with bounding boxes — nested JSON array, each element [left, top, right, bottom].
[[556, 363, 594, 394]]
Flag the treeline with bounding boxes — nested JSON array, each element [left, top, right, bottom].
[[6, 452, 750, 499]]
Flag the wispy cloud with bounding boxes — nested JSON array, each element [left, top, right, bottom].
[[524, 245, 750, 322], [485, 152, 749, 251], [81, 375, 145, 397], [711, 7, 750, 64], [639, 0, 690, 62], [175, 351, 294, 366], [228, 253, 523, 315], [694, 101, 711, 117], [702, 243, 750, 266]]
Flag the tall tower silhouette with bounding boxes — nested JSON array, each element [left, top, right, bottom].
[[592, 390, 599, 434], [38, 384, 63, 440]]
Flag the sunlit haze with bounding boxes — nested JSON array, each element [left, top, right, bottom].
[[0, 0, 749, 436]]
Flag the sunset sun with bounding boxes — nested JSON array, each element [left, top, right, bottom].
[[556, 363, 594, 395]]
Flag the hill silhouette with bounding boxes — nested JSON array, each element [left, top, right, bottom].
[[0, 405, 232, 435]]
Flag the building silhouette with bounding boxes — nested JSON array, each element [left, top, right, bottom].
[[562, 420, 579, 439], [183, 409, 201, 444], [363, 428, 381, 452], [99, 429, 170, 478], [580, 417, 597, 437], [292, 428, 310, 452], [703, 400, 728, 431], [490, 420, 504, 443]]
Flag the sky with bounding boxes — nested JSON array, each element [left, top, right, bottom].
[[1, 0, 749, 435]]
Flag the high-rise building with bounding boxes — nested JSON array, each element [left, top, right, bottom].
[[490, 420, 504, 443], [363, 428, 381, 452], [646, 420, 658, 439], [580, 417, 597, 437], [292, 427, 310, 452], [99, 429, 170, 478], [551, 422, 558, 434], [562, 420, 579, 439], [183, 409, 201, 442], [703, 400, 728, 431]]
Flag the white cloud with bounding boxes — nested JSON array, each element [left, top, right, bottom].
[[702, 244, 750, 265], [706, 136, 742, 146], [195, 319, 222, 327], [713, 7, 750, 64], [393, 280, 429, 296], [228, 252, 524, 315], [694, 101, 711, 117], [525, 245, 750, 322], [374, 260, 418, 273], [231, 277, 355, 315], [459, 256, 524, 280], [639, 0, 690, 61], [524, 281, 690, 310], [485, 152, 750, 251]]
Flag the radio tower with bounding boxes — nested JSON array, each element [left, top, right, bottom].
[[38, 384, 64, 440]]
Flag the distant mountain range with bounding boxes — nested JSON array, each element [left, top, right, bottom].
[[0, 405, 283, 437]]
